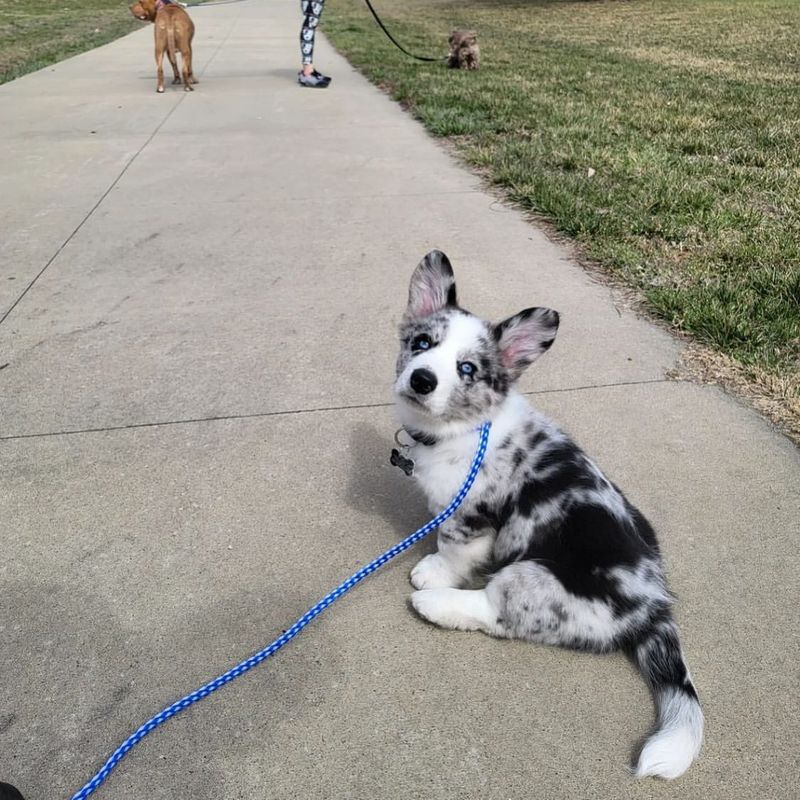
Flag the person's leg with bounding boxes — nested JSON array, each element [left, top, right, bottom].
[[299, 0, 330, 87]]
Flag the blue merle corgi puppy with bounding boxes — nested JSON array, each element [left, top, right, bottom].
[[394, 250, 703, 779]]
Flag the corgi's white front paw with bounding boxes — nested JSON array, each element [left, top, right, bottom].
[[411, 588, 491, 631], [410, 553, 457, 589]]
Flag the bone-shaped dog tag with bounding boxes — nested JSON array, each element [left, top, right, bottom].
[[390, 448, 415, 476]]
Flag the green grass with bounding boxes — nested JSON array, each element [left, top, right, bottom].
[[0, 0, 140, 84], [325, 0, 800, 405]]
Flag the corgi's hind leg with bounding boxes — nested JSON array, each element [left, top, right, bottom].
[[412, 560, 626, 651], [485, 561, 623, 649]]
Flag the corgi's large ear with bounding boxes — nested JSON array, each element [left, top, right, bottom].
[[494, 307, 560, 379], [405, 250, 457, 319]]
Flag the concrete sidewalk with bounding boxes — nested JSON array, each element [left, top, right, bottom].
[[0, 1, 797, 798]]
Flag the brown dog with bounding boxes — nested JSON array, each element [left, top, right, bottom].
[[447, 29, 480, 70], [129, 0, 196, 93]]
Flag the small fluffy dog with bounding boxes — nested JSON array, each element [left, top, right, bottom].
[[447, 29, 480, 70], [394, 251, 703, 779], [129, 0, 197, 93]]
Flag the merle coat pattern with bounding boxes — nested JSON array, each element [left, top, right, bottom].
[[394, 251, 703, 780]]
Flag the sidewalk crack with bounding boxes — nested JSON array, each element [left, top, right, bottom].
[[0, 378, 672, 441], [0, 9, 242, 329]]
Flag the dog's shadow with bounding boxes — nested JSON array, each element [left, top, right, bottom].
[[345, 422, 432, 549]]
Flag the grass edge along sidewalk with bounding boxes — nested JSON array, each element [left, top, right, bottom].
[[324, 0, 800, 441], [0, 0, 220, 85], [0, 0, 142, 85]]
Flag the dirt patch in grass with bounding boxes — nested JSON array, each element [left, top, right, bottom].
[[670, 344, 800, 443]]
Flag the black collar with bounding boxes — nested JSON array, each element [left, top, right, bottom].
[[404, 428, 438, 447]]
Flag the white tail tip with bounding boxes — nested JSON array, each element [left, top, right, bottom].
[[635, 689, 704, 779]]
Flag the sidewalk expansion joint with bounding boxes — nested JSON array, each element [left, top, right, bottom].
[[0, 378, 671, 441], [0, 104, 185, 330], [0, 9, 241, 331]]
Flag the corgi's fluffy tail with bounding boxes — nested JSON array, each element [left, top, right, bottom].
[[630, 621, 704, 779]]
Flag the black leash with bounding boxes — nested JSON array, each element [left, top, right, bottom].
[[181, 0, 444, 61], [362, 0, 445, 62]]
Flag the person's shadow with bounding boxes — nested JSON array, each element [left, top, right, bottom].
[[266, 68, 308, 81]]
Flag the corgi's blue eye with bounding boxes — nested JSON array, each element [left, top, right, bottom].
[[458, 361, 476, 377], [412, 334, 432, 351]]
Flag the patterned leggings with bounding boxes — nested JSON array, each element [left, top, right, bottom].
[[300, 0, 325, 65]]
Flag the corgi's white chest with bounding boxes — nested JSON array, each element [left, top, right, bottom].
[[412, 436, 484, 510]]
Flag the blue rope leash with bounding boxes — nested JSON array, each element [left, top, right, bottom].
[[70, 421, 491, 800]]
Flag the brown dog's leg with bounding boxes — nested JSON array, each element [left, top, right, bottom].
[[168, 48, 180, 84], [188, 20, 198, 83], [178, 39, 193, 91], [188, 49, 198, 85], [154, 20, 168, 92], [155, 44, 166, 92], [186, 50, 198, 86], [164, 20, 187, 91], [182, 56, 193, 91]]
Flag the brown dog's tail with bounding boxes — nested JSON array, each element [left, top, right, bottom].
[[166, 20, 177, 67]]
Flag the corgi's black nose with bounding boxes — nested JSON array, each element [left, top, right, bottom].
[[410, 368, 437, 395]]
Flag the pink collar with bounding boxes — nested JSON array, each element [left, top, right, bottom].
[[155, 0, 173, 9]]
